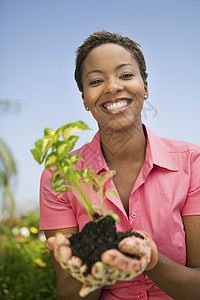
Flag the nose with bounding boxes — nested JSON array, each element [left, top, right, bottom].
[[103, 78, 124, 95]]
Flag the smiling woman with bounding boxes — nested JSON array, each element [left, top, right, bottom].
[[39, 31, 200, 300], [81, 43, 148, 131]]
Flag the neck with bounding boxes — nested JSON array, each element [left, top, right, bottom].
[[99, 122, 147, 165]]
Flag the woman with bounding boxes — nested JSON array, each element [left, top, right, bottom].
[[40, 31, 200, 299]]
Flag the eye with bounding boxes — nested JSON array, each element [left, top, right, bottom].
[[90, 79, 103, 86], [120, 73, 133, 79]]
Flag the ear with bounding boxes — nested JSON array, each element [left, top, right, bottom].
[[144, 81, 149, 97], [81, 93, 84, 100]]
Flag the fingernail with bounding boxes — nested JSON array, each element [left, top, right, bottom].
[[71, 256, 82, 267], [59, 246, 71, 259]]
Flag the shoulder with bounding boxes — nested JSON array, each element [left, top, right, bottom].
[[158, 136, 200, 167], [159, 137, 200, 171], [145, 125, 200, 169], [159, 136, 200, 155]]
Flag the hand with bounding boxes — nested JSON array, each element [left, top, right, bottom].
[[46, 233, 107, 296], [58, 246, 146, 297], [101, 230, 158, 273], [46, 230, 158, 297]]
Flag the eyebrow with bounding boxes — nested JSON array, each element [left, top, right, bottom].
[[86, 63, 132, 77]]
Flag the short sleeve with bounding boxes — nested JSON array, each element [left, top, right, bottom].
[[182, 149, 200, 216], [39, 168, 78, 230]]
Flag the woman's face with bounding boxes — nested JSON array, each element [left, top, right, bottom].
[[82, 43, 148, 131]]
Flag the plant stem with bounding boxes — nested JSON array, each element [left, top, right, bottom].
[[98, 187, 104, 215], [68, 168, 94, 218], [89, 184, 98, 213]]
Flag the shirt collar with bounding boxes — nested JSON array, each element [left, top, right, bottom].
[[81, 132, 109, 174], [83, 125, 178, 173], [144, 125, 178, 171]]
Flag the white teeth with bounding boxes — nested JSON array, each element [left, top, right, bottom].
[[103, 100, 129, 111]]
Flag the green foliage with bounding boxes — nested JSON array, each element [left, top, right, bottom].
[[0, 99, 21, 220], [0, 211, 58, 300], [0, 138, 17, 219], [31, 121, 120, 223]]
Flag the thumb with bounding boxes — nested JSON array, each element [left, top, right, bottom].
[[139, 231, 158, 271], [46, 236, 55, 251]]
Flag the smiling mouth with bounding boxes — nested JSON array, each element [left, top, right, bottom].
[[101, 99, 132, 112]]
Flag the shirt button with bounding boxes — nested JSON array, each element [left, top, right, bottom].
[[137, 293, 143, 299], [131, 212, 137, 218]]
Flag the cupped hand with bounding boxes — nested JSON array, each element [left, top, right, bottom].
[[101, 230, 158, 273], [46, 233, 110, 296], [46, 230, 158, 297]]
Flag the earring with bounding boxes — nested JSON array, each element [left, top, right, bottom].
[[83, 99, 89, 111], [144, 94, 148, 100]]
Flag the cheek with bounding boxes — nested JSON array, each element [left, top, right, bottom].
[[83, 90, 99, 107]]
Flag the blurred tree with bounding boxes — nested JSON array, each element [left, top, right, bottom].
[[0, 100, 21, 219], [0, 100, 21, 114], [0, 138, 17, 218]]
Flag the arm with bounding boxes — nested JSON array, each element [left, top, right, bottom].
[[145, 215, 200, 300], [101, 216, 200, 299], [44, 228, 101, 300]]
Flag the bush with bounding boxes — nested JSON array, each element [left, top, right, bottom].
[[0, 211, 58, 300]]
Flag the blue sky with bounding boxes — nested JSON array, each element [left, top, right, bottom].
[[1, 0, 200, 215]]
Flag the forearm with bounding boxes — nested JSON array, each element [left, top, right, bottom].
[[57, 275, 101, 300], [145, 253, 200, 300]]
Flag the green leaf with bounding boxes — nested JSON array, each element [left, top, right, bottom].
[[44, 128, 55, 136], [68, 154, 84, 165], [57, 141, 71, 156], [73, 169, 82, 181], [81, 167, 90, 178], [51, 177, 65, 191], [57, 136, 79, 160], [31, 137, 53, 164], [53, 128, 62, 142], [81, 178, 92, 184], [35, 137, 52, 152], [53, 184, 72, 193], [30, 148, 42, 164], [105, 189, 118, 198], [107, 211, 120, 223], [45, 152, 58, 169], [62, 121, 90, 141]]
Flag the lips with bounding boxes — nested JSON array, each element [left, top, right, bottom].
[[101, 98, 132, 114]]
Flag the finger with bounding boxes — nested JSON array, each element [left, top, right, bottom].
[[120, 236, 151, 272], [68, 258, 83, 273], [70, 256, 83, 268], [79, 281, 102, 297], [54, 233, 70, 261], [119, 236, 151, 269], [59, 246, 72, 269], [91, 262, 119, 285], [70, 271, 84, 282], [101, 249, 146, 273], [46, 236, 55, 251], [65, 233, 73, 239], [59, 245, 72, 260], [115, 269, 138, 281], [119, 236, 150, 257], [91, 261, 108, 279]]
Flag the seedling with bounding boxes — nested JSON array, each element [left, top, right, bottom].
[[31, 121, 120, 223]]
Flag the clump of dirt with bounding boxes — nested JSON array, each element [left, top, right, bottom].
[[69, 214, 144, 275]]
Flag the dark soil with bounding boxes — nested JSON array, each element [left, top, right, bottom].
[[69, 214, 144, 276]]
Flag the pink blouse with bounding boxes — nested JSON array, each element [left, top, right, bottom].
[[40, 125, 200, 300]]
